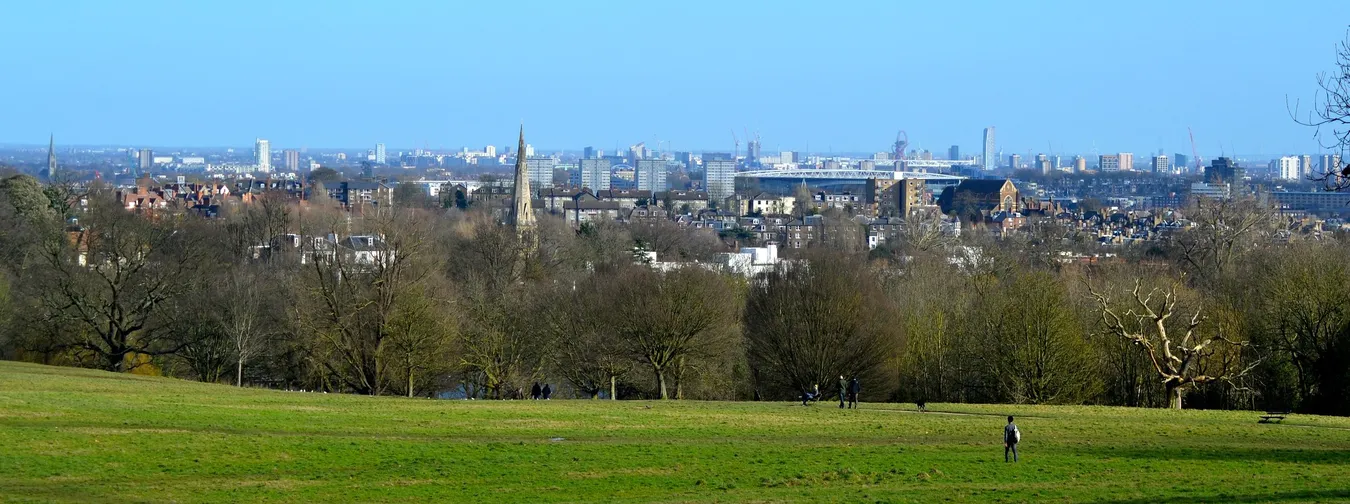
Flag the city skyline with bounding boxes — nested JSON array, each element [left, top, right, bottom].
[[3, 2, 1350, 155]]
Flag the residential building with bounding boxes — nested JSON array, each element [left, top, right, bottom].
[[1205, 157, 1243, 185], [704, 157, 736, 202], [332, 181, 393, 209], [657, 190, 710, 214], [577, 158, 611, 191], [596, 189, 652, 210], [1099, 154, 1121, 172], [527, 157, 556, 189], [1301, 155, 1314, 178], [635, 159, 669, 192], [283, 150, 300, 172], [138, 148, 153, 174], [255, 138, 271, 173], [1151, 154, 1170, 174], [1273, 156, 1301, 180], [583, 146, 596, 159], [375, 143, 386, 164], [1119, 153, 1134, 172], [1270, 191, 1350, 212]]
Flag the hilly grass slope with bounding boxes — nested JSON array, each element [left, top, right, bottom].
[[2, 361, 1349, 503]]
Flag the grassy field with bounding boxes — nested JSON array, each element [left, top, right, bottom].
[[2, 362, 1349, 503]]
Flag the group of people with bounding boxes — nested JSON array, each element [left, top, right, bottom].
[[530, 382, 552, 400], [796, 376, 1024, 463], [797, 375, 861, 408]]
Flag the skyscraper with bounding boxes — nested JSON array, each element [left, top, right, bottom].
[[982, 127, 996, 171], [1151, 154, 1170, 174], [1300, 154, 1313, 178], [1174, 154, 1190, 173], [578, 158, 611, 190], [1205, 157, 1243, 185], [948, 145, 960, 161], [510, 126, 536, 234], [527, 157, 556, 188], [375, 143, 386, 165], [255, 139, 271, 173], [636, 159, 669, 192], [138, 148, 153, 176], [1274, 156, 1301, 180], [703, 156, 736, 202], [47, 134, 57, 180], [1119, 153, 1134, 172], [1008, 154, 1021, 170], [583, 146, 596, 159], [284, 150, 300, 172]]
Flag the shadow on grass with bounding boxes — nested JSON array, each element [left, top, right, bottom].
[[1076, 445, 1350, 466], [1093, 488, 1350, 503]]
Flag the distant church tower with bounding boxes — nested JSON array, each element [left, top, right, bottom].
[[509, 126, 536, 235], [47, 134, 58, 180]]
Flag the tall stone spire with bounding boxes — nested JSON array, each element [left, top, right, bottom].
[[47, 134, 57, 180], [509, 125, 536, 234]]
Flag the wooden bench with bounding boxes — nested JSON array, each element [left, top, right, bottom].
[[1259, 410, 1290, 423]]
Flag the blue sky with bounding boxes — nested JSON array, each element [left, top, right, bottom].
[[3, 0, 1349, 158]]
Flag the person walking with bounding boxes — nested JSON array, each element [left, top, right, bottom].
[[531, 382, 542, 400], [1004, 416, 1021, 462], [847, 377, 861, 409], [542, 384, 552, 400], [837, 375, 848, 409]]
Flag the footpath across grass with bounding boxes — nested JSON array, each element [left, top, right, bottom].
[[2, 361, 1349, 503]]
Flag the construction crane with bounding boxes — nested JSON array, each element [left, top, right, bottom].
[[1188, 127, 1203, 174], [731, 129, 739, 161]]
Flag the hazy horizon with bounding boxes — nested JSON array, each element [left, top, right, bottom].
[[4, 1, 1350, 156]]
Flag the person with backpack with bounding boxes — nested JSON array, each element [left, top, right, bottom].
[[837, 376, 848, 409], [1004, 416, 1021, 462], [847, 377, 861, 409]]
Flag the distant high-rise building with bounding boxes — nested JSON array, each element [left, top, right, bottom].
[[1205, 157, 1244, 185], [583, 146, 596, 159], [1273, 156, 1301, 180], [630, 143, 646, 161], [948, 145, 960, 161], [747, 138, 762, 161], [1008, 154, 1021, 170], [1174, 153, 1190, 173], [138, 148, 153, 175], [525, 144, 535, 157], [703, 156, 736, 202], [1073, 156, 1086, 173], [982, 127, 996, 171], [1099, 154, 1121, 172], [578, 158, 611, 191], [255, 139, 271, 172], [46, 134, 57, 180], [1320, 154, 1335, 174], [780, 151, 797, 164], [375, 143, 386, 164], [1300, 154, 1313, 178], [283, 150, 300, 172], [636, 159, 669, 192], [1151, 154, 1170, 174], [526, 157, 556, 188], [1119, 153, 1134, 172], [485, 145, 497, 157]]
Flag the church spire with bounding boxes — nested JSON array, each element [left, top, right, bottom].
[[47, 134, 58, 180], [509, 125, 537, 235]]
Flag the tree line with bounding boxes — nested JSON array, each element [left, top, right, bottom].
[[1, 173, 1349, 414]]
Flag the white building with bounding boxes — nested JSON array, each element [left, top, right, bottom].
[[1273, 156, 1301, 180], [1151, 155, 1170, 174], [704, 158, 736, 201], [255, 138, 271, 173], [375, 143, 386, 164]]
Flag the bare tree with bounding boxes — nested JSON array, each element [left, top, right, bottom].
[[1169, 196, 1275, 285], [610, 267, 741, 400], [1292, 29, 1350, 190], [220, 272, 275, 387], [1089, 278, 1255, 409], [545, 279, 630, 399], [745, 252, 901, 400]]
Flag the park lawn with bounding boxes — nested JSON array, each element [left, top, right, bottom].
[[1, 361, 1349, 503]]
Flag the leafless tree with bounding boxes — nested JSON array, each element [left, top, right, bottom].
[[745, 252, 901, 400], [1291, 29, 1350, 190], [1169, 196, 1275, 285], [1089, 278, 1256, 409]]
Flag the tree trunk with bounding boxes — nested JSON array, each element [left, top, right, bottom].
[[408, 370, 414, 398], [236, 358, 244, 387], [610, 375, 617, 401], [1167, 381, 1183, 410], [656, 366, 669, 400]]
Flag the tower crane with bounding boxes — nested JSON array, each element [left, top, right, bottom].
[[1188, 127, 1203, 174]]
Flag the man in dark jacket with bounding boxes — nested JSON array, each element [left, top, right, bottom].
[[837, 376, 848, 409], [531, 382, 542, 400], [1004, 416, 1020, 462], [541, 384, 552, 400], [848, 377, 861, 409]]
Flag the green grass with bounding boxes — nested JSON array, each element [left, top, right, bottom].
[[2, 362, 1349, 503]]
